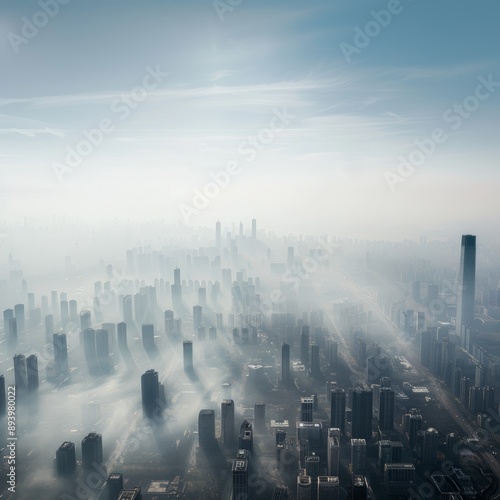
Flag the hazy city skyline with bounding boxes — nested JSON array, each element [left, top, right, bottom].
[[1, 1, 500, 236]]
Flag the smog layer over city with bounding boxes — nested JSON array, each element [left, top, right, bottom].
[[1, 1, 500, 499]]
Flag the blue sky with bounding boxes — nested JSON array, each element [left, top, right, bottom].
[[1, 0, 499, 236]]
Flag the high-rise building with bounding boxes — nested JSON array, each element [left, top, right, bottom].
[[215, 220, 222, 252], [13, 354, 28, 395], [351, 439, 366, 474], [141, 324, 155, 352], [300, 326, 310, 368], [14, 304, 25, 335], [310, 343, 321, 378], [281, 343, 290, 386], [331, 388, 346, 433], [456, 235, 476, 339], [0, 375, 6, 416], [300, 397, 314, 423], [117, 322, 127, 351], [384, 464, 416, 496], [80, 310, 92, 331], [251, 218, 256, 240], [83, 328, 99, 376], [445, 433, 460, 464], [44, 314, 54, 343], [53, 333, 69, 376], [317, 476, 339, 500], [141, 369, 160, 419], [95, 329, 110, 374], [26, 354, 39, 392], [221, 399, 235, 446], [254, 402, 265, 434], [305, 455, 321, 496], [232, 459, 248, 500], [183, 341, 193, 372], [193, 305, 203, 332], [7, 318, 17, 350], [239, 420, 253, 454], [3, 309, 14, 338], [327, 428, 340, 476], [349, 475, 368, 500], [198, 409, 216, 449], [81, 433, 103, 471], [272, 486, 289, 500], [351, 388, 373, 441], [327, 340, 338, 373], [117, 488, 141, 500], [297, 473, 312, 500], [379, 387, 395, 431], [408, 411, 422, 448], [56, 441, 76, 476], [422, 427, 439, 465], [107, 473, 124, 500]]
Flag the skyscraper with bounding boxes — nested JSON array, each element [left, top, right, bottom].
[[300, 326, 310, 368], [183, 341, 193, 372], [56, 442, 76, 475], [193, 305, 203, 332], [13, 354, 28, 395], [142, 324, 155, 352], [141, 369, 160, 419], [198, 409, 216, 449], [232, 459, 248, 500], [14, 304, 25, 335], [300, 397, 314, 423], [351, 439, 366, 474], [422, 427, 439, 465], [216, 220, 222, 252], [351, 388, 373, 441], [117, 322, 127, 351], [107, 473, 124, 500], [254, 402, 265, 434], [95, 329, 110, 374], [83, 328, 99, 376], [251, 218, 256, 240], [327, 428, 340, 476], [330, 388, 346, 433], [317, 476, 339, 500], [456, 235, 476, 338], [310, 343, 321, 378], [0, 375, 6, 416], [221, 399, 235, 446], [379, 387, 395, 431], [281, 342, 290, 386], [26, 354, 39, 392], [81, 433, 103, 471], [53, 333, 69, 376]]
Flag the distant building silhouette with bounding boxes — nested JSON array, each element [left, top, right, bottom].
[[183, 341, 193, 372], [456, 235, 476, 341], [281, 342, 290, 386]]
